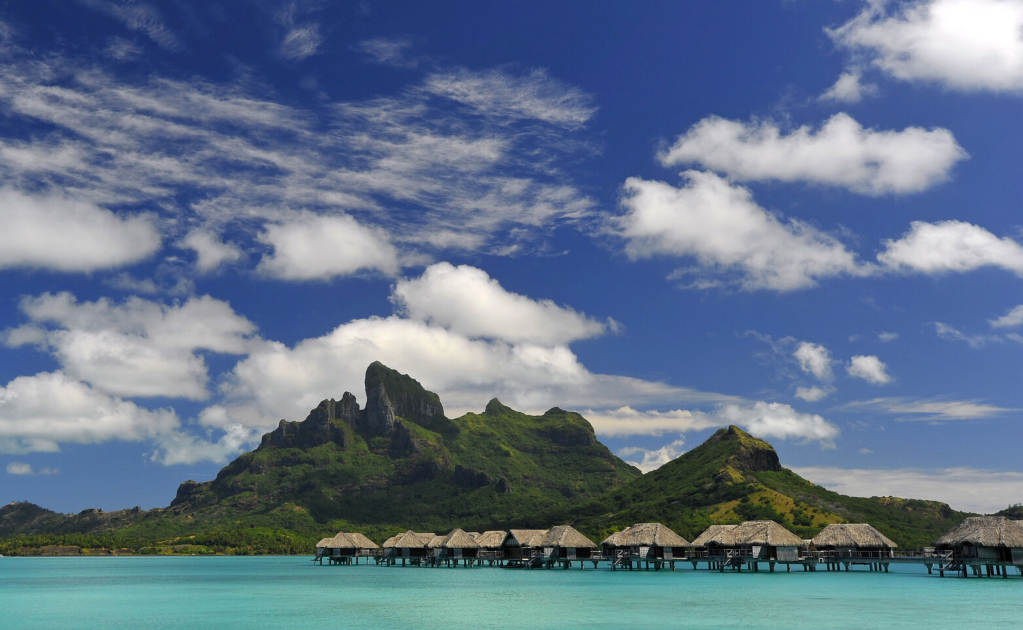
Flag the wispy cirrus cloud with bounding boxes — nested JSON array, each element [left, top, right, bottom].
[[78, 0, 184, 51], [0, 48, 597, 279], [839, 397, 1012, 422]]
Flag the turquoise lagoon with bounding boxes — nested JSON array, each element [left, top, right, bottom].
[[2, 557, 1019, 629]]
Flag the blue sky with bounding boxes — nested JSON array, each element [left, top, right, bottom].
[[2, 0, 1023, 515]]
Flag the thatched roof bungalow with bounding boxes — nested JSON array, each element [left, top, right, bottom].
[[692, 524, 737, 548], [384, 530, 436, 559], [474, 530, 508, 550], [812, 524, 897, 558], [503, 529, 547, 559], [698, 521, 804, 561], [935, 516, 1023, 563], [602, 523, 690, 560], [429, 529, 480, 559], [540, 525, 597, 559]]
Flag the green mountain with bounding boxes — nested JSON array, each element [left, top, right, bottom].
[[0, 366, 977, 554], [560, 426, 966, 549], [1, 362, 640, 550]]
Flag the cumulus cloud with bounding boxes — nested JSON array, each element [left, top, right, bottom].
[[990, 304, 1023, 328], [717, 401, 839, 447], [392, 262, 606, 345], [0, 187, 161, 272], [618, 172, 869, 291], [877, 332, 900, 342], [6, 462, 58, 475], [791, 465, 1023, 513], [840, 396, 1011, 422], [256, 212, 401, 280], [659, 113, 966, 195], [3, 292, 258, 400], [794, 342, 834, 380], [879, 220, 1023, 276], [423, 68, 596, 128], [152, 423, 261, 466], [795, 386, 832, 402], [819, 70, 878, 103], [178, 229, 243, 273], [829, 0, 1023, 93], [619, 438, 687, 473], [0, 371, 180, 454], [847, 355, 892, 384]]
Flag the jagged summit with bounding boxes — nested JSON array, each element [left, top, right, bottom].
[[704, 425, 781, 473]]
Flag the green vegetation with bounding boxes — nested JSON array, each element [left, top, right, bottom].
[[0, 364, 978, 555]]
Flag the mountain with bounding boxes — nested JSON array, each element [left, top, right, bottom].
[[1, 362, 640, 548], [0, 367, 975, 553], [560, 426, 966, 549]]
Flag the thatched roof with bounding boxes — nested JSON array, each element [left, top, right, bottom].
[[730, 521, 804, 547], [692, 525, 737, 547], [438, 528, 480, 549], [935, 516, 1023, 548], [325, 532, 357, 549], [315, 537, 333, 549], [345, 532, 380, 549], [386, 530, 436, 548], [540, 525, 597, 549], [602, 523, 691, 548], [426, 535, 445, 548], [812, 524, 897, 549], [382, 536, 396, 548], [474, 530, 509, 549], [508, 529, 548, 547]]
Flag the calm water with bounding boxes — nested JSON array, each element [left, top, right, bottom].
[[2, 557, 1020, 629]]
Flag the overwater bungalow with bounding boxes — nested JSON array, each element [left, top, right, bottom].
[[474, 531, 509, 564], [693, 521, 804, 571], [503, 529, 547, 560], [601, 523, 690, 570], [427, 529, 480, 566], [539, 525, 598, 568], [934, 516, 1023, 577], [383, 530, 436, 565], [315, 531, 380, 565], [811, 524, 897, 572]]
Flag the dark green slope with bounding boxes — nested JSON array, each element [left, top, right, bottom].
[[563, 426, 967, 549]]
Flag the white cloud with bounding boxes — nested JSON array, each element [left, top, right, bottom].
[[840, 397, 1010, 421], [717, 401, 840, 447], [819, 70, 879, 103], [256, 212, 401, 280], [583, 406, 722, 437], [879, 220, 1023, 276], [0, 187, 161, 272], [618, 172, 869, 291], [990, 304, 1023, 328], [0, 50, 595, 273], [795, 386, 832, 402], [280, 25, 322, 61], [847, 355, 892, 384], [152, 423, 261, 466], [878, 331, 900, 342], [80, 0, 183, 51], [0, 371, 180, 454], [934, 321, 1002, 349], [355, 38, 418, 68], [178, 229, 243, 273], [659, 113, 966, 195], [104, 36, 142, 61], [423, 68, 596, 128], [829, 0, 1023, 93], [619, 438, 687, 473], [794, 341, 834, 380], [791, 465, 1023, 513], [221, 315, 732, 430], [6, 462, 58, 475], [4, 292, 257, 400], [392, 262, 606, 345]]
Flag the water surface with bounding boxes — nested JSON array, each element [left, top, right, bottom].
[[2, 557, 1019, 629]]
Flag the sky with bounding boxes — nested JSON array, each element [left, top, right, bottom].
[[1, 0, 1022, 516]]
